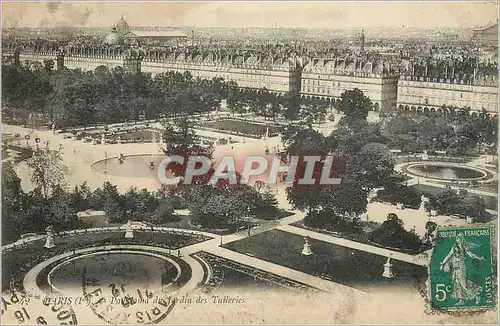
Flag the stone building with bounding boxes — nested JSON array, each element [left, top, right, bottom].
[[472, 21, 498, 45], [141, 52, 302, 95], [103, 16, 187, 46], [124, 31, 188, 46], [397, 63, 498, 115], [300, 58, 399, 111]]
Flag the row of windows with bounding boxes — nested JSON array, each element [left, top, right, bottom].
[[402, 88, 497, 101], [400, 81, 476, 90], [302, 86, 373, 96], [303, 70, 386, 78], [398, 97, 497, 108]]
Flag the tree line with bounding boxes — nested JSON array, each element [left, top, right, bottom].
[[281, 88, 495, 251], [2, 60, 331, 129]]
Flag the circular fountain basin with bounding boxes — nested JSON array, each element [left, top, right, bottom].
[[405, 163, 487, 181]]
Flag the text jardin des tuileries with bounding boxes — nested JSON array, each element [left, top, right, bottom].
[[42, 294, 246, 306]]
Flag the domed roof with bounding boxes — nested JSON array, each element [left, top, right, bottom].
[[116, 15, 130, 34]]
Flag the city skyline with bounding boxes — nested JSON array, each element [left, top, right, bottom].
[[2, 1, 498, 30]]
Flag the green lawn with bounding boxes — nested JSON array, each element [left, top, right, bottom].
[[222, 229, 427, 291], [202, 120, 280, 137]]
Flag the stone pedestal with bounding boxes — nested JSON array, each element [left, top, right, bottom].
[[419, 195, 429, 211], [301, 238, 313, 256], [44, 225, 55, 249], [382, 257, 394, 278], [125, 229, 134, 238], [44, 234, 55, 249]]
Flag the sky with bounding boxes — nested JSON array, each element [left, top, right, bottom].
[[2, 1, 498, 30]]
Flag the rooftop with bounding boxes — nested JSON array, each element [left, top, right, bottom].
[[125, 30, 188, 38]]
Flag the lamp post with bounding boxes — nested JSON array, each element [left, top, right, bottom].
[[34, 137, 40, 151], [247, 206, 252, 238]]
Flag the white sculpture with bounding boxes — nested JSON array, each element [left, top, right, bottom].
[[301, 237, 313, 256], [122, 220, 148, 239], [123, 220, 135, 238], [44, 225, 55, 249], [421, 150, 429, 161], [382, 257, 394, 278], [419, 194, 429, 211]]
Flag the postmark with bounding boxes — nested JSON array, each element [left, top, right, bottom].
[[428, 225, 496, 312], [80, 253, 178, 324], [1, 289, 78, 325]]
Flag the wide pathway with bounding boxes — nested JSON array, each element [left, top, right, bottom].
[[174, 232, 361, 294], [276, 224, 429, 267]]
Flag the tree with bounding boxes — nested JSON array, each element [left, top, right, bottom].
[[100, 182, 125, 223], [435, 190, 464, 216], [463, 195, 488, 222], [338, 89, 372, 122], [162, 116, 213, 180], [70, 182, 92, 211], [319, 178, 368, 220], [281, 93, 302, 121], [104, 196, 125, 223], [328, 119, 385, 156], [369, 213, 423, 252], [350, 142, 395, 190], [2, 162, 25, 244], [281, 124, 328, 156], [26, 147, 69, 199], [227, 87, 245, 117], [48, 185, 80, 231]]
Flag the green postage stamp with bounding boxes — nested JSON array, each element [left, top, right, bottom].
[[429, 225, 496, 311]]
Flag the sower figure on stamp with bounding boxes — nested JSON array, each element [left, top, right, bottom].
[[439, 233, 484, 306]]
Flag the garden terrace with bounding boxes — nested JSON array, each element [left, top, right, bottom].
[[1, 229, 212, 292], [222, 229, 428, 292], [197, 119, 281, 139], [193, 251, 316, 293], [290, 220, 430, 255]]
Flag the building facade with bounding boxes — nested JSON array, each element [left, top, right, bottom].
[[141, 53, 302, 94], [397, 75, 498, 115], [397, 61, 498, 115], [472, 22, 498, 45], [124, 31, 188, 46], [300, 58, 399, 111], [3, 40, 497, 115]]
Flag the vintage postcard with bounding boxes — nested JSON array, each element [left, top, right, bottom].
[[1, 1, 498, 324]]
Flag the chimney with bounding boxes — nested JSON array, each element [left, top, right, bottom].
[[360, 29, 365, 52]]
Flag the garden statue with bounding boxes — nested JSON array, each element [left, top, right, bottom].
[[44, 225, 55, 249], [124, 220, 134, 238], [419, 194, 429, 211], [424, 220, 438, 244], [301, 237, 313, 256], [421, 150, 429, 161], [382, 256, 394, 278]]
